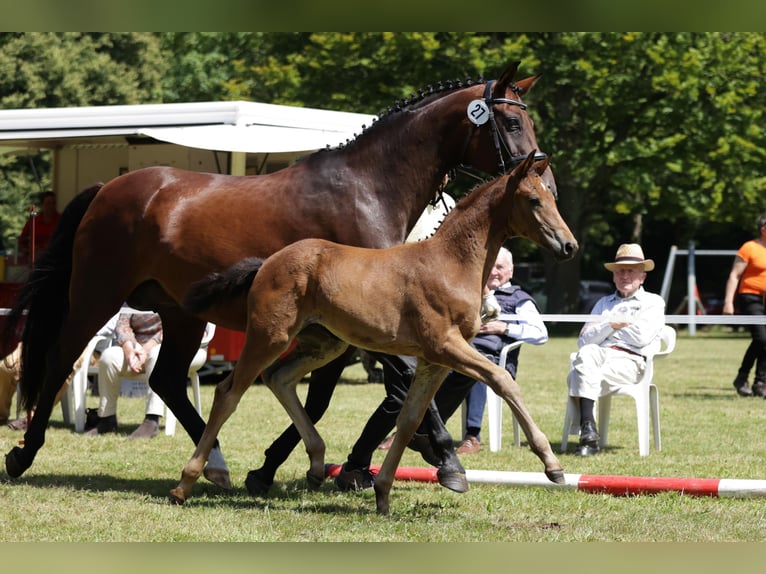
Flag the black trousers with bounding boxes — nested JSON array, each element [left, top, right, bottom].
[[735, 293, 766, 383]]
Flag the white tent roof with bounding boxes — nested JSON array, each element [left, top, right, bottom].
[[0, 100, 377, 154]]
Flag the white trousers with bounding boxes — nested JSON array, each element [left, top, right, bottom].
[[567, 343, 646, 401], [96, 345, 164, 418]]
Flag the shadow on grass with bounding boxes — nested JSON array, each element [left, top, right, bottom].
[[0, 470, 443, 514]]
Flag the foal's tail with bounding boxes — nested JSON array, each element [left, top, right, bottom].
[[184, 257, 265, 314], [1, 183, 103, 411]]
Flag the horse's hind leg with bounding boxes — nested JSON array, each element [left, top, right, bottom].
[[171, 336, 282, 504], [261, 329, 350, 491], [246, 344, 354, 496]]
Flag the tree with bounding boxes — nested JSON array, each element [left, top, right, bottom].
[[0, 32, 166, 250]]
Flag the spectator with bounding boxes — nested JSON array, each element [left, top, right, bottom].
[[86, 311, 165, 438], [18, 191, 61, 263], [723, 213, 766, 397], [566, 243, 665, 456]]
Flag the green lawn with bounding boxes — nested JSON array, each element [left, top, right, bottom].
[[2, 329, 766, 542]]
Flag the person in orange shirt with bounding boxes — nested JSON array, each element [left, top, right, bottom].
[[18, 191, 61, 263], [723, 213, 766, 397]]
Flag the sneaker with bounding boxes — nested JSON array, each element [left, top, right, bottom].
[[84, 414, 118, 436], [128, 418, 159, 439], [753, 381, 766, 398], [733, 374, 753, 397], [456, 435, 481, 455], [334, 463, 374, 491]]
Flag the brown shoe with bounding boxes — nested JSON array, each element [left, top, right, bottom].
[[752, 381, 766, 398], [377, 433, 395, 450], [456, 435, 481, 455], [128, 419, 159, 439]]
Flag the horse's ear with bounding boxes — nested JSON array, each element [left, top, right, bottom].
[[492, 61, 520, 97], [514, 74, 542, 96], [533, 156, 551, 174]]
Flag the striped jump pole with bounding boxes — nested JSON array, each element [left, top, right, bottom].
[[325, 464, 766, 498]]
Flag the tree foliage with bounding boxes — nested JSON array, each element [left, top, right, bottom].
[[1, 32, 764, 311]]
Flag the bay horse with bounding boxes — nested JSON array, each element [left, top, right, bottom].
[[170, 151, 577, 514], [3, 61, 553, 490]]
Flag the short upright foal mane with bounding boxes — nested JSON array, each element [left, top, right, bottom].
[[172, 151, 578, 514]]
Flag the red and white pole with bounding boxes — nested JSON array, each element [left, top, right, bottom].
[[325, 464, 766, 498]]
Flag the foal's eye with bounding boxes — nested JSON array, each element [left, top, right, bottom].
[[529, 196, 541, 208], [503, 116, 521, 132]]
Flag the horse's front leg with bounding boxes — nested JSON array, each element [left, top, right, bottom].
[[375, 362, 449, 515], [447, 341, 564, 484], [486, 367, 564, 483]]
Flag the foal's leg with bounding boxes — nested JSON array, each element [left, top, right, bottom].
[[170, 337, 283, 504], [374, 362, 450, 515], [440, 337, 564, 484], [262, 332, 350, 490], [246, 350, 351, 496]]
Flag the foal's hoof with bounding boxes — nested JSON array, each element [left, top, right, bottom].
[[5, 447, 28, 478], [245, 469, 273, 497], [203, 466, 233, 491], [545, 469, 566, 484], [169, 487, 187, 505], [437, 468, 469, 493], [306, 470, 324, 491]]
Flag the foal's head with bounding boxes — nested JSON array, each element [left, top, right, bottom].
[[504, 152, 578, 261]]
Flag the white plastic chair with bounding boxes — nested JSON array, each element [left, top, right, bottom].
[[66, 324, 215, 435], [461, 340, 524, 452], [560, 324, 676, 456]]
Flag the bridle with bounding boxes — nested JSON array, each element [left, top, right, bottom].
[[458, 79, 548, 179]]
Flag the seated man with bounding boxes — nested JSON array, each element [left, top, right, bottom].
[[86, 311, 165, 439], [567, 243, 665, 456]]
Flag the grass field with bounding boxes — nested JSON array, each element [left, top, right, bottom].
[[2, 329, 766, 543]]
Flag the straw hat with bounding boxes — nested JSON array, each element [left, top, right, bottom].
[[603, 243, 655, 272]]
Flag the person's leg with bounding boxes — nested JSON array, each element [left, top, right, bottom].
[[567, 344, 609, 455], [738, 294, 766, 396], [85, 346, 124, 435], [336, 354, 416, 491], [130, 345, 163, 438], [733, 341, 757, 396], [0, 344, 21, 424]]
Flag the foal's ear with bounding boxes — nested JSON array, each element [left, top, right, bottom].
[[507, 150, 537, 187], [492, 61, 520, 97], [533, 156, 551, 174]]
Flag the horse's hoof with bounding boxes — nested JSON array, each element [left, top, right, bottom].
[[437, 469, 469, 493], [305, 470, 324, 491], [169, 487, 186, 505], [203, 466, 233, 491], [5, 447, 28, 478], [545, 469, 566, 484], [245, 469, 273, 497]]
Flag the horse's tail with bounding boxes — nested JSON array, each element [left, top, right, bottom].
[[184, 257, 265, 314], [1, 183, 103, 411]]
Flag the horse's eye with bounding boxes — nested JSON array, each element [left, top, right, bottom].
[[529, 196, 541, 208], [503, 117, 521, 133]]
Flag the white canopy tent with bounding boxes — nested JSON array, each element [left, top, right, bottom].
[[0, 100, 376, 154]]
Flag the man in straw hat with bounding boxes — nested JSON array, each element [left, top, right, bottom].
[[566, 243, 666, 456]]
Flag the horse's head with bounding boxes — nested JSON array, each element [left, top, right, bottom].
[[460, 61, 556, 196], [504, 151, 577, 261]]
